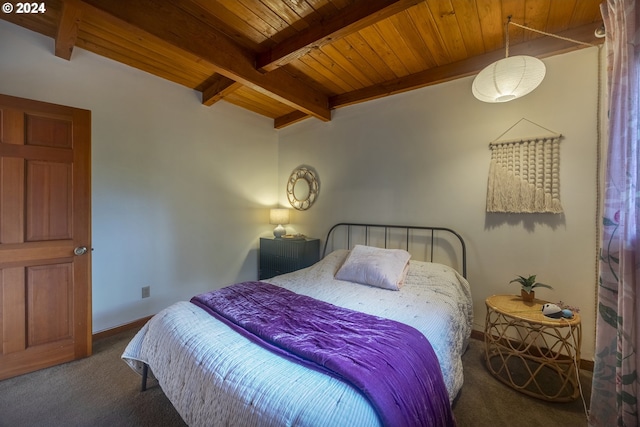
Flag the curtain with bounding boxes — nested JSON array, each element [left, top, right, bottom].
[[486, 137, 563, 213], [590, 1, 640, 426]]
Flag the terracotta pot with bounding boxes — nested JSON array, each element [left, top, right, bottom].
[[521, 289, 535, 302]]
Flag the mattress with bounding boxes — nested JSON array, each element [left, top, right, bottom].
[[122, 249, 473, 426]]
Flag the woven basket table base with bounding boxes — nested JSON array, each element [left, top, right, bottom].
[[484, 294, 582, 402]]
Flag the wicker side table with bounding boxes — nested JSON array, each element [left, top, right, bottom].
[[484, 294, 582, 402]]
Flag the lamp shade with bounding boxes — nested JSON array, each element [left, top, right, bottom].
[[472, 55, 546, 103], [269, 208, 290, 225]]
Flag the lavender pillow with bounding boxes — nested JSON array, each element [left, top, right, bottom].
[[335, 245, 411, 291]]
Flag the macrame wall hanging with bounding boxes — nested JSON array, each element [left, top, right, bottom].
[[486, 119, 564, 214]]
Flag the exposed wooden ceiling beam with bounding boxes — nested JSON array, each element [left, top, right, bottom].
[[256, 0, 423, 72], [214, 0, 422, 108], [202, 75, 243, 106], [274, 22, 603, 128], [55, 0, 83, 60], [216, 1, 421, 117], [82, 0, 331, 121], [274, 110, 312, 129]]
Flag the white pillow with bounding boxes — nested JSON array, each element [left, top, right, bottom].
[[335, 245, 411, 291]]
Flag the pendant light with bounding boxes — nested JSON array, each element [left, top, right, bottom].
[[472, 17, 546, 103]]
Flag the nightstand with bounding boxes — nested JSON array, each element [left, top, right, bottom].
[[484, 294, 582, 402], [259, 237, 320, 280]]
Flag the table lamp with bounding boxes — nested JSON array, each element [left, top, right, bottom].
[[269, 208, 290, 238]]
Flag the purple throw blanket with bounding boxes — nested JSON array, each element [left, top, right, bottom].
[[191, 281, 455, 427]]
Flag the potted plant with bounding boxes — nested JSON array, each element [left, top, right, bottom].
[[510, 274, 553, 302]]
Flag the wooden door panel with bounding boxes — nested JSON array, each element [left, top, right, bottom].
[[27, 263, 73, 346], [25, 114, 73, 148], [1, 157, 24, 244], [26, 160, 73, 241], [1, 267, 26, 354], [0, 108, 23, 145], [0, 94, 91, 380]]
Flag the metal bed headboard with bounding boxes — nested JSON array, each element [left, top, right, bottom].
[[322, 223, 467, 278]]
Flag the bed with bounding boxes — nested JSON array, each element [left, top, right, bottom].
[[122, 223, 473, 426]]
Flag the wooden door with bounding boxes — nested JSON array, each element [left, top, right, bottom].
[[0, 94, 91, 380]]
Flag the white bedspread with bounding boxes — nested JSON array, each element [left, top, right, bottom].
[[122, 250, 473, 427]]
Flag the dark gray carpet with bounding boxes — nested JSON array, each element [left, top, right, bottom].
[[454, 339, 591, 426], [0, 330, 590, 426]]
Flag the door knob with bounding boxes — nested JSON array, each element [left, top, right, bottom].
[[74, 246, 88, 256]]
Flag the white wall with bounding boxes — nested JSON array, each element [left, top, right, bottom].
[[0, 20, 279, 332], [278, 47, 602, 360]]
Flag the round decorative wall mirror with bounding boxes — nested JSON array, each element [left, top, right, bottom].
[[287, 167, 319, 210]]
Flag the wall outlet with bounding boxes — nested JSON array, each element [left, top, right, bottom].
[[141, 286, 151, 299]]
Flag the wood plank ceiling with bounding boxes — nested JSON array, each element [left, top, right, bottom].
[[1, 0, 604, 129]]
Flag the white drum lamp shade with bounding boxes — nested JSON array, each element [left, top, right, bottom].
[[269, 208, 290, 238], [472, 55, 546, 103]]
